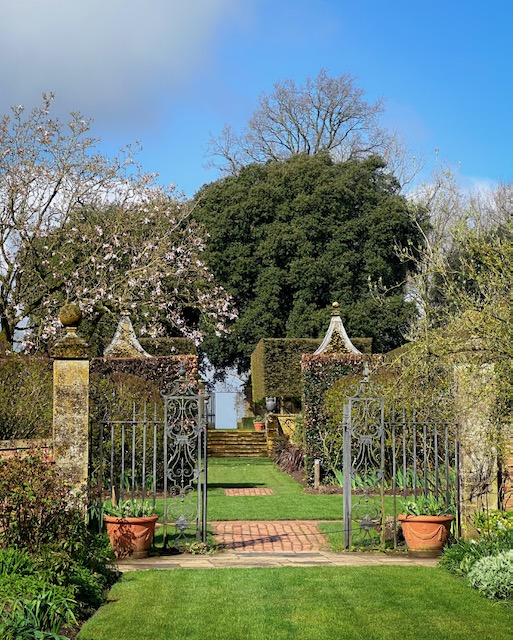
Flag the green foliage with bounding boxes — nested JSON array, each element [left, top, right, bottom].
[[467, 550, 513, 600], [251, 337, 372, 403], [473, 509, 513, 541], [402, 494, 455, 516], [0, 450, 86, 552], [439, 537, 513, 576], [0, 574, 74, 612], [194, 153, 423, 372], [179, 541, 217, 555], [0, 454, 118, 638], [138, 337, 197, 356], [0, 547, 34, 576], [90, 354, 197, 397], [401, 191, 513, 483], [301, 353, 368, 481], [103, 500, 156, 518], [0, 587, 77, 638], [33, 543, 114, 612], [0, 355, 52, 439]]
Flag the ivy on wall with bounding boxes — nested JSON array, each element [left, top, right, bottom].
[[301, 353, 382, 483], [251, 337, 372, 403]]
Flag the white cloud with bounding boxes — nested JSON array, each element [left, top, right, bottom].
[[0, 0, 243, 128]]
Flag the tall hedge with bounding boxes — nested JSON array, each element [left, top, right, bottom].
[[0, 356, 52, 439], [301, 353, 382, 482], [251, 337, 372, 403]]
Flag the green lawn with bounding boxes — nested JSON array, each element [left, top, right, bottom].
[[206, 457, 345, 520], [145, 458, 398, 549], [78, 566, 513, 640]]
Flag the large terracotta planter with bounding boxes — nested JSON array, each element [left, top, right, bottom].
[[398, 514, 454, 558], [104, 515, 158, 559], [253, 421, 265, 432]]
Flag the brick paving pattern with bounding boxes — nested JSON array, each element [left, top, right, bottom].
[[224, 488, 274, 496], [211, 520, 328, 552]]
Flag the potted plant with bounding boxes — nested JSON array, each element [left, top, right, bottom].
[[103, 500, 158, 559], [398, 493, 455, 558], [253, 415, 265, 431]]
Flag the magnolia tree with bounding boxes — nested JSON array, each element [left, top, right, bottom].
[[0, 94, 236, 351]]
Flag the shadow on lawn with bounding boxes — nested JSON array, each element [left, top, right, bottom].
[[207, 482, 267, 489]]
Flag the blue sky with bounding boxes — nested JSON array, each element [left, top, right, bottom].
[[1, 0, 512, 198]]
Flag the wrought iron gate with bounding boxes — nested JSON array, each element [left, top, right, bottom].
[[342, 364, 385, 549], [90, 365, 208, 548], [341, 365, 461, 549]]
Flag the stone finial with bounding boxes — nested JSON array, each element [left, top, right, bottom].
[[314, 302, 362, 355], [59, 303, 82, 328], [50, 303, 89, 359], [103, 314, 152, 358]]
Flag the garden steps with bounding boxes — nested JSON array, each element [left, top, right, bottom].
[[207, 429, 269, 458]]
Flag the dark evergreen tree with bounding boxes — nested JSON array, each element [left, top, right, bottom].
[[193, 153, 424, 372]]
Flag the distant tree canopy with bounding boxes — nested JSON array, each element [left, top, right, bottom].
[[207, 69, 398, 177], [193, 153, 424, 373]]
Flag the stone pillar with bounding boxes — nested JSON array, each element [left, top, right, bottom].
[[50, 304, 90, 487], [454, 362, 498, 538]]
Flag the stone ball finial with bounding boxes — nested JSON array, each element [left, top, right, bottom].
[[331, 301, 340, 316], [59, 303, 82, 328]]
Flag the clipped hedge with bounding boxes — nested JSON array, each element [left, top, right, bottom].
[[0, 356, 53, 439], [90, 354, 197, 396], [138, 337, 197, 356], [301, 353, 382, 483], [251, 337, 372, 403]]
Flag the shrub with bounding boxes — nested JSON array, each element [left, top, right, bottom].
[[0, 574, 73, 608], [301, 354, 367, 482], [473, 509, 513, 541], [439, 536, 513, 575], [33, 546, 107, 612], [467, 550, 513, 600], [272, 438, 304, 474], [0, 449, 85, 552]]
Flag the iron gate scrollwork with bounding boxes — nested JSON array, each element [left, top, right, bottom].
[[92, 364, 208, 549], [162, 366, 208, 546], [342, 364, 385, 549]]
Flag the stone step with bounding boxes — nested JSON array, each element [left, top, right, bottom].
[[207, 430, 269, 458]]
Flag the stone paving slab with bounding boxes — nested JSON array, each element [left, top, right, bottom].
[[116, 520, 439, 571], [117, 550, 438, 571]]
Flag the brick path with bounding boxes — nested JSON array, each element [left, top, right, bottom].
[[210, 520, 328, 552]]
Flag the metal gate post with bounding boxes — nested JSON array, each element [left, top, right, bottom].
[[342, 402, 352, 549]]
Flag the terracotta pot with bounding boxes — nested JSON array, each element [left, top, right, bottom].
[[104, 515, 158, 559], [398, 514, 454, 558], [253, 421, 265, 432]]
